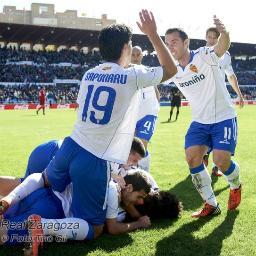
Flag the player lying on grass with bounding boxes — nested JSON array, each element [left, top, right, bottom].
[[0, 137, 145, 198], [0, 139, 182, 248]]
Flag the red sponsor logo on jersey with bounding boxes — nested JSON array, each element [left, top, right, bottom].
[[189, 64, 198, 73]]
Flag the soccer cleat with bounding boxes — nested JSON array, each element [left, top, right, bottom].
[[228, 185, 242, 210], [0, 200, 9, 215], [192, 203, 221, 218], [212, 166, 223, 177], [25, 215, 44, 256]]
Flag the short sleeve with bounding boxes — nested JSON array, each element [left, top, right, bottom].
[[133, 65, 163, 89], [223, 53, 235, 77], [106, 182, 119, 219]]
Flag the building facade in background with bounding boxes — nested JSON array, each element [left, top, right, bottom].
[[0, 3, 115, 31]]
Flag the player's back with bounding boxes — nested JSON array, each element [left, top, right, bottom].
[[71, 62, 163, 163]]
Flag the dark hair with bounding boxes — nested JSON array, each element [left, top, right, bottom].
[[134, 191, 183, 220], [165, 28, 188, 42], [124, 171, 151, 194], [99, 24, 132, 62], [206, 27, 220, 38], [130, 137, 146, 158]]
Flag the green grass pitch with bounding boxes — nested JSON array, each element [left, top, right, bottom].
[[0, 106, 255, 256]]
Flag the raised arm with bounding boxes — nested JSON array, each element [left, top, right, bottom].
[[213, 15, 230, 57], [137, 9, 177, 82]]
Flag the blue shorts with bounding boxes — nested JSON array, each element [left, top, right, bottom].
[[185, 118, 237, 154], [24, 140, 60, 178], [4, 188, 64, 245], [135, 115, 157, 142], [46, 137, 110, 225]]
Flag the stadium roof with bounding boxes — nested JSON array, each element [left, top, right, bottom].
[[0, 22, 99, 47], [0, 22, 256, 56]]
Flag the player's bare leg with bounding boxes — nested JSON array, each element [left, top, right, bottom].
[[0, 176, 21, 197], [186, 145, 220, 217], [168, 106, 174, 122], [213, 150, 241, 210], [175, 106, 180, 121]]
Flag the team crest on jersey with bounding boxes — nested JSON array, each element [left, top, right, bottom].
[[102, 66, 112, 71], [189, 64, 198, 73]]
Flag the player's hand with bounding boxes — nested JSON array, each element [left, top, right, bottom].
[[111, 173, 126, 189], [238, 96, 244, 108], [114, 175, 126, 189], [137, 215, 151, 228], [0, 200, 9, 215], [137, 9, 157, 38], [213, 15, 227, 34]]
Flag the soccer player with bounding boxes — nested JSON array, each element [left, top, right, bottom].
[[0, 137, 145, 198], [204, 27, 245, 176], [0, 9, 177, 242], [131, 46, 161, 171], [0, 142, 181, 254], [168, 88, 182, 122], [36, 87, 46, 115], [165, 16, 242, 218], [205, 27, 244, 108]]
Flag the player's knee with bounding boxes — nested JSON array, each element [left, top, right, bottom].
[[185, 153, 202, 168], [214, 160, 231, 172], [93, 224, 104, 239], [213, 155, 231, 171]]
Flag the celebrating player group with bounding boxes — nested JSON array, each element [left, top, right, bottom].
[[0, 9, 242, 256]]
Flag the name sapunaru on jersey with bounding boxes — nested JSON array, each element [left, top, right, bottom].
[[169, 47, 236, 124], [71, 63, 163, 164]]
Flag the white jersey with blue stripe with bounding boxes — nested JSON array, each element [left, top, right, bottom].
[[169, 47, 236, 124], [71, 63, 163, 164]]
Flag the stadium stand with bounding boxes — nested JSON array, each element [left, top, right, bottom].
[[0, 46, 255, 104], [0, 3, 255, 105]]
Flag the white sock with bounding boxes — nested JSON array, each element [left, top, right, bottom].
[[191, 167, 217, 207], [7, 173, 44, 204], [223, 161, 241, 189], [41, 218, 94, 240], [138, 152, 150, 172]]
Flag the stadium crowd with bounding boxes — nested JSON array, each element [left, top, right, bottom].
[[0, 46, 256, 104]]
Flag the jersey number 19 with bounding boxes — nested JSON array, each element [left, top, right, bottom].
[[82, 85, 116, 125]]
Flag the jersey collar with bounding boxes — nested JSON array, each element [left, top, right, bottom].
[[178, 51, 195, 71]]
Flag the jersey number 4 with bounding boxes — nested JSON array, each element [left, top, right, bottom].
[[82, 85, 116, 125]]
